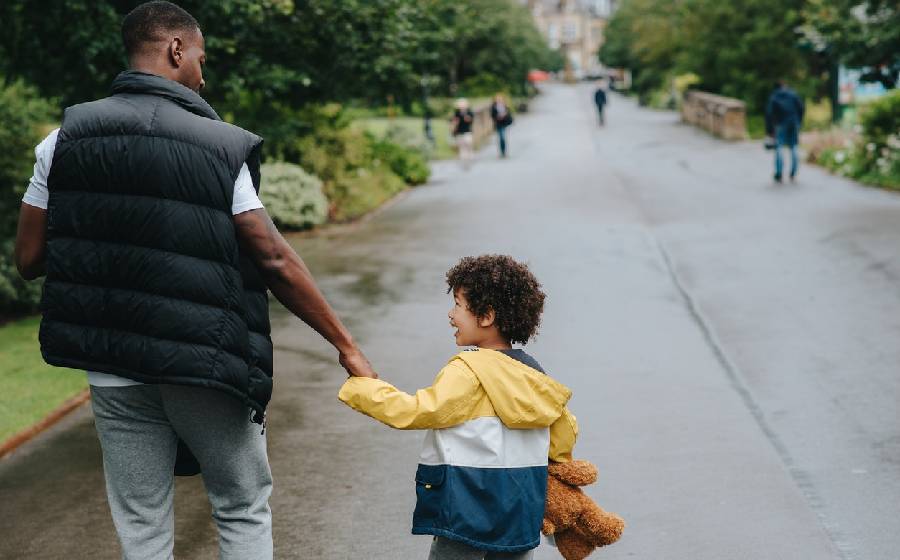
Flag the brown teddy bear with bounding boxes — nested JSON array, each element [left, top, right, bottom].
[[542, 460, 625, 560]]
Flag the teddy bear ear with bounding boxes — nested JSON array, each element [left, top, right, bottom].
[[549, 460, 599, 486]]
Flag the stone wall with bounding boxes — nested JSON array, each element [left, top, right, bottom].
[[681, 91, 748, 140]]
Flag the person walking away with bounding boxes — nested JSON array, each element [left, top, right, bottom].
[[339, 255, 579, 560], [765, 80, 805, 183], [490, 93, 514, 158], [452, 98, 475, 166], [13, 2, 376, 559], [593, 81, 608, 126]]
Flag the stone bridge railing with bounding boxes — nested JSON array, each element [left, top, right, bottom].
[[681, 91, 748, 140]]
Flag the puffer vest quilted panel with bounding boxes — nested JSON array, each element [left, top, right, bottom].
[[40, 71, 273, 419]]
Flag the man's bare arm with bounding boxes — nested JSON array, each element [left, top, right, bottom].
[[233, 208, 376, 378], [14, 203, 48, 280]]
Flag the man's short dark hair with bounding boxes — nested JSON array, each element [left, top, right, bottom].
[[122, 1, 199, 58], [446, 255, 546, 345]]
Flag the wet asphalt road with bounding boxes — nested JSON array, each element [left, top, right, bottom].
[[3, 83, 900, 560]]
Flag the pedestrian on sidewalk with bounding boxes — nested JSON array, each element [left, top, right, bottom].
[[13, 2, 376, 559], [490, 93, 514, 158], [452, 98, 475, 166], [593, 80, 609, 126], [339, 255, 579, 560], [765, 80, 805, 183]]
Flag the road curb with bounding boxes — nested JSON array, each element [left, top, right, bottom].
[[0, 389, 90, 459]]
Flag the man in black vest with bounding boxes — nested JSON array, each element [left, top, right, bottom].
[[14, 2, 376, 558]]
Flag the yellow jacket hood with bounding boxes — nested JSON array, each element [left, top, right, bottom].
[[454, 349, 572, 429]]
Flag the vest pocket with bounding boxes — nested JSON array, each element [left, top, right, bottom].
[[413, 464, 447, 527]]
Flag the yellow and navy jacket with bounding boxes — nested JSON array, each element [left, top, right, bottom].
[[339, 348, 577, 553]]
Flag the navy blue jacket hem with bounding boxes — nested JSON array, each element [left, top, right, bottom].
[[412, 527, 539, 553]]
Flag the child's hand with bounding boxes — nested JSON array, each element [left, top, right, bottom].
[[340, 347, 379, 379]]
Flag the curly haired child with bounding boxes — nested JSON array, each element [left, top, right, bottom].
[[339, 255, 578, 560]]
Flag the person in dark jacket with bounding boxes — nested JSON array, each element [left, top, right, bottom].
[[13, 2, 376, 559], [452, 98, 476, 166], [593, 81, 608, 126], [765, 81, 805, 182], [490, 93, 514, 158]]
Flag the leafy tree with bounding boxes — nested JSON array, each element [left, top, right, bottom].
[[802, 0, 899, 89], [1, 0, 554, 110], [599, 0, 684, 100], [678, 0, 809, 112], [600, 0, 819, 112], [0, 1, 122, 106]]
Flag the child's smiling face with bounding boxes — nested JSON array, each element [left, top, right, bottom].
[[449, 288, 492, 347]]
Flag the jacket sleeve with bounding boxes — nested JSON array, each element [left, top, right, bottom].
[[338, 362, 481, 430], [548, 406, 578, 462]]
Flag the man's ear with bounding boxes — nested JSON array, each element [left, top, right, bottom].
[[478, 308, 496, 328], [168, 37, 184, 68]]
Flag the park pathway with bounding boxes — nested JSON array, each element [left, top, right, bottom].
[[3, 83, 900, 559]]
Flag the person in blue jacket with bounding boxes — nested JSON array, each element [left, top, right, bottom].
[[765, 81, 805, 183]]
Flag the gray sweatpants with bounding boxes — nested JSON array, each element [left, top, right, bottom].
[[428, 537, 535, 560], [90, 384, 273, 560]]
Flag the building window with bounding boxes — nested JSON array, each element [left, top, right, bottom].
[[547, 22, 560, 49]]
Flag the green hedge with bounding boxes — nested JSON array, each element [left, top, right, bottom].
[[0, 79, 57, 238], [372, 137, 431, 185], [286, 105, 430, 221], [0, 79, 56, 314], [857, 90, 900, 186], [814, 91, 900, 190], [258, 163, 328, 230]]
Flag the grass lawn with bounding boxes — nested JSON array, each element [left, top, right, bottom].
[[354, 117, 457, 160], [0, 316, 85, 442]]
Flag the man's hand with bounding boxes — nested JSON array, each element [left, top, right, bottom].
[[340, 347, 378, 379]]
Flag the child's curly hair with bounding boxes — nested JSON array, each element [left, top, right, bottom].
[[446, 255, 545, 345]]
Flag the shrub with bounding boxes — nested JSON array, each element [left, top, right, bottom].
[[806, 92, 900, 190], [860, 90, 900, 149], [372, 139, 430, 185], [459, 73, 509, 98], [855, 91, 900, 187], [270, 103, 432, 222], [0, 79, 58, 237], [258, 163, 328, 230], [0, 239, 43, 315], [291, 123, 408, 222]]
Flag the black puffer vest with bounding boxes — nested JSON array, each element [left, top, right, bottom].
[[40, 71, 272, 422]]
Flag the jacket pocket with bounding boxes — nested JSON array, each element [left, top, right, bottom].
[[413, 464, 447, 528]]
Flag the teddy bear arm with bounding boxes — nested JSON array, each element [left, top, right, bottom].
[[574, 503, 625, 547], [555, 529, 596, 560]]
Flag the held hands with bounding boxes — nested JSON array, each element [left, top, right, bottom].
[[339, 346, 378, 379]]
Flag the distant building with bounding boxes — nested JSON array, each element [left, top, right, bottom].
[[522, 0, 617, 79]]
